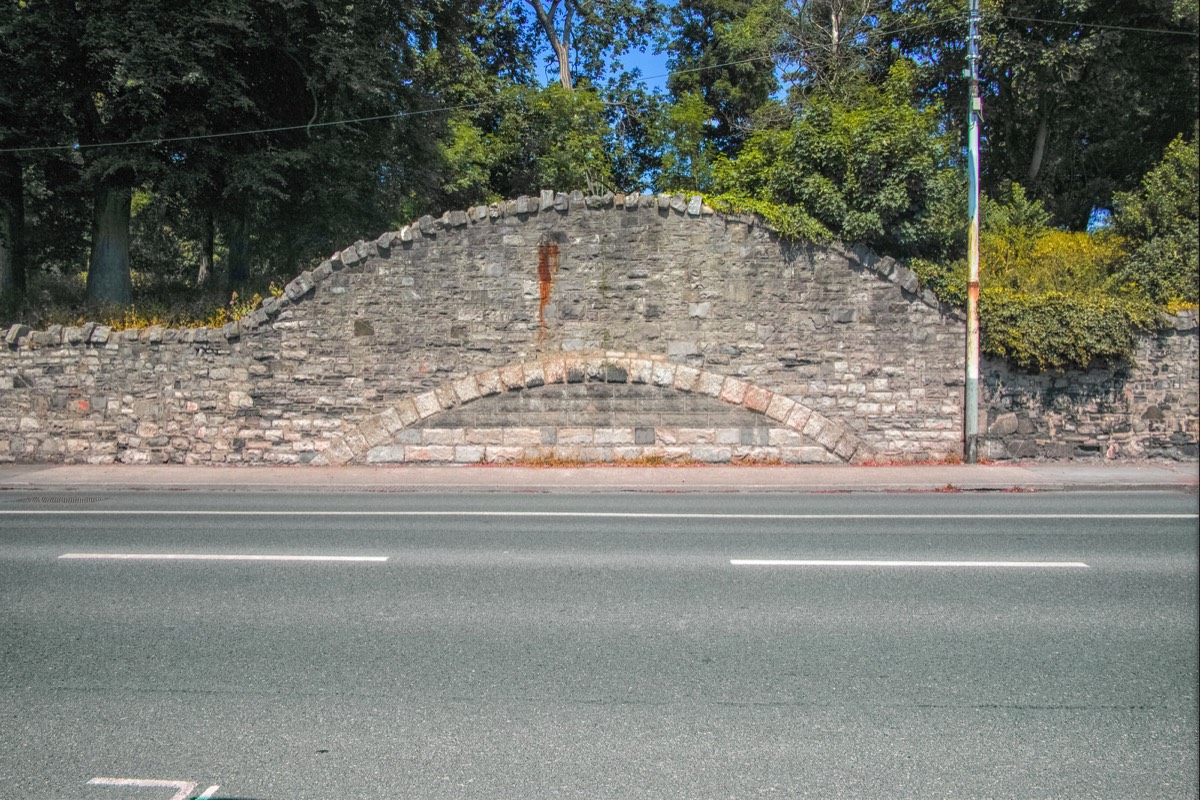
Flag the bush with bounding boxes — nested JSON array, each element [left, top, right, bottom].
[[910, 183, 1166, 372], [1109, 131, 1199, 306], [707, 59, 963, 258], [979, 288, 1158, 372]]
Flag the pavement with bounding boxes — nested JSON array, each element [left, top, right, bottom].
[[0, 460, 1196, 494]]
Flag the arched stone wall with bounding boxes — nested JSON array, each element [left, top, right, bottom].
[[1, 190, 1195, 464], [316, 352, 875, 465]]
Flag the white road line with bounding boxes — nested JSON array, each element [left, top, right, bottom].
[[196, 787, 220, 799], [60, 553, 387, 562], [87, 778, 196, 800], [731, 559, 1090, 568], [6, 510, 1196, 519]]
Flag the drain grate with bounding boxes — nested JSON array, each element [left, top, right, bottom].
[[7, 495, 110, 504]]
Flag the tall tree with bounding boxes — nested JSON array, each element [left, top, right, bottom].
[[778, 0, 886, 99], [880, 0, 1199, 226], [667, 0, 786, 153], [0, 0, 78, 310], [520, 0, 663, 90]]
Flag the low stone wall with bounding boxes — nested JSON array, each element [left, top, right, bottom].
[[981, 321, 1199, 461], [1, 190, 1196, 465]]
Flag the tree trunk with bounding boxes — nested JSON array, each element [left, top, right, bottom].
[[525, 0, 573, 90], [0, 152, 27, 311], [226, 205, 251, 288], [86, 173, 133, 306], [555, 41, 572, 90], [196, 209, 215, 285], [1027, 114, 1049, 183]]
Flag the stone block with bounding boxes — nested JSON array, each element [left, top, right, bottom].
[[475, 370, 502, 396], [696, 372, 724, 398], [5, 325, 30, 345], [285, 272, 315, 301], [453, 376, 481, 403], [673, 365, 700, 392], [595, 427, 634, 445], [651, 362, 676, 387], [421, 428, 465, 446], [504, 428, 543, 446], [454, 445, 486, 462], [435, 384, 459, 410], [667, 340, 699, 357], [693, 445, 732, 463], [557, 428, 593, 445], [629, 359, 654, 384], [743, 385, 772, 413], [524, 363, 545, 388], [500, 364, 525, 390], [414, 391, 441, 419], [358, 414, 392, 448], [542, 358, 567, 385], [484, 446, 524, 463], [765, 394, 797, 423], [719, 377, 749, 405], [988, 412, 1019, 436]]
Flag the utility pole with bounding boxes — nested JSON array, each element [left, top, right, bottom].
[[964, 0, 982, 463]]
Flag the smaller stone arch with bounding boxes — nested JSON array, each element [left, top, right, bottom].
[[313, 352, 877, 466]]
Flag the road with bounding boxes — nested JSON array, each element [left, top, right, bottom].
[[1, 490, 1197, 799]]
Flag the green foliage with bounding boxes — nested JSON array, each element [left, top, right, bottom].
[[1110, 132, 1200, 306], [708, 60, 961, 257], [667, 0, 784, 153], [914, 183, 1166, 372], [979, 288, 1158, 372], [656, 92, 718, 192], [979, 185, 1128, 296], [438, 84, 619, 204]]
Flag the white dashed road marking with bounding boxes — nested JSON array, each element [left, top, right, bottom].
[[60, 553, 387, 562], [731, 559, 1090, 568], [86, 777, 206, 800]]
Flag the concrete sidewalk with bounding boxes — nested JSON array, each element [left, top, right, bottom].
[[0, 461, 1196, 494]]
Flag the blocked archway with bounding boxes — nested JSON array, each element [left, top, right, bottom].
[[312, 352, 877, 465]]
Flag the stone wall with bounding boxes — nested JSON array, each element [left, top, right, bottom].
[[981, 320, 1198, 460], [1, 190, 1196, 465]]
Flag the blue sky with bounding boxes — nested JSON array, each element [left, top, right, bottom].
[[615, 45, 671, 93]]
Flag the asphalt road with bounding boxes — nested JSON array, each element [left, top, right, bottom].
[[1, 490, 1197, 799]]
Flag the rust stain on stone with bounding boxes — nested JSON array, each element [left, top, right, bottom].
[[537, 239, 559, 329]]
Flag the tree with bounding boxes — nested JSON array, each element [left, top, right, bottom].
[[1110, 130, 1200, 306], [710, 59, 963, 258], [667, 0, 785, 153], [0, 0, 81, 310], [0, 152, 25, 312], [520, 0, 663, 90], [778, 0, 886, 99]]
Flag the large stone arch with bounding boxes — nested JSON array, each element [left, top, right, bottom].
[[313, 352, 877, 465]]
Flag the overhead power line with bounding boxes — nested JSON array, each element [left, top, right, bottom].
[[2, 10, 1192, 156], [996, 13, 1199, 37], [0, 101, 492, 155]]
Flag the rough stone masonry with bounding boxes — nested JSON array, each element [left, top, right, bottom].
[[1, 190, 1196, 465]]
